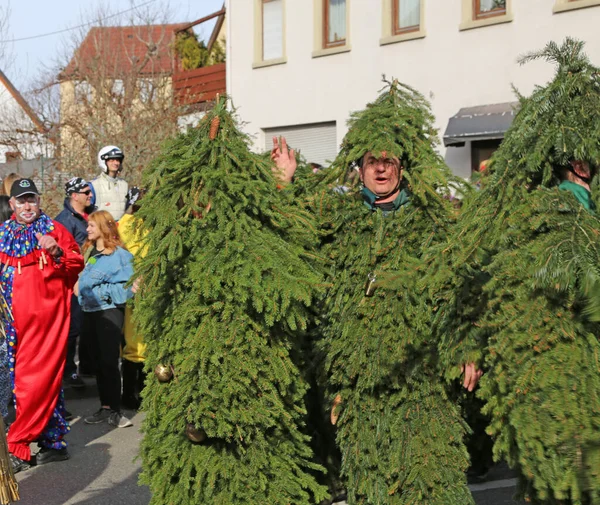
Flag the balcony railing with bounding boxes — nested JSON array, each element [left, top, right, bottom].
[[173, 62, 226, 106]]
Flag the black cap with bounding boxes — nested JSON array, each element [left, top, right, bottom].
[[10, 178, 40, 199], [126, 186, 143, 210], [65, 177, 89, 196]]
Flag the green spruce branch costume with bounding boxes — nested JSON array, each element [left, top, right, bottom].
[[311, 80, 474, 505], [434, 38, 600, 504], [134, 98, 328, 505]]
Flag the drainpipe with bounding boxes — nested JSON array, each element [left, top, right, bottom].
[[225, 0, 232, 107]]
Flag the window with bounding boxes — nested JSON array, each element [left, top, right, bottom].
[[323, 0, 347, 48], [381, 0, 425, 45], [112, 79, 124, 97], [74, 80, 93, 104], [553, 0, 600, 13], [474, 0, 506, 19], [262, 0, 283, 60], [138, 79, 154, 104], [253, 0, 286, 68], [313, 0, 350, 57], [393, 0, 420, 34], [460, 0, 512, 30]]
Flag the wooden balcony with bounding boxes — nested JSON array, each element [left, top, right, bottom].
[[173, 63, 226, 107]]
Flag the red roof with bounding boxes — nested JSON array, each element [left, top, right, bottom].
[[61, 24, 189, 80]]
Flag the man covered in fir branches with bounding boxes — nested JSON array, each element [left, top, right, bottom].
[[273, 80, 479, 505], [135, 98, 328, 505], [434, 38, 600, 504]]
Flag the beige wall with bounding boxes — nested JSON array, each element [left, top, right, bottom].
[[59, 76, 174, 170], [226, 0, 600, 178]]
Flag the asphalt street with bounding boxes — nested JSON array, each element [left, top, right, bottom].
[[14, 379, 149, 505], [12, 377, 525, 505]]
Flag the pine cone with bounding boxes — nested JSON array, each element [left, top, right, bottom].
[[209, 116, 220, 140]]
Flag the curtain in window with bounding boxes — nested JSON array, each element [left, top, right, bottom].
[[263, 0, 283, 60], [327, 0, 346, 45], [478, 0, 506, 13], [397, 0, 420, 29]]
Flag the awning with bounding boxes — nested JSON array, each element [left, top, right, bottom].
[[443, 102, 519, 147]]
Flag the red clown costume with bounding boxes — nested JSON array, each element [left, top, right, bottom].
[[0, 190, 83, 462]]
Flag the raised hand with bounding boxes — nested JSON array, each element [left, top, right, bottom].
[[270, 136, 297, 184], [461, 362, 483, 392], [36, 232, 61, 258]]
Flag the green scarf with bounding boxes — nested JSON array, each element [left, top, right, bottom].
[[558, 180, 595, 211]]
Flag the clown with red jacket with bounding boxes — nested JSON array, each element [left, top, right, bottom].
[[0, 178, 84, 473]]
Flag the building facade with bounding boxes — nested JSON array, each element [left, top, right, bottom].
[[226, 0, 600, 178], [0, 69, 53, 164]]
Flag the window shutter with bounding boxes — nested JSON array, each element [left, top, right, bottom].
[[263, 0, 283, 60], [264, 122, 337, 167]]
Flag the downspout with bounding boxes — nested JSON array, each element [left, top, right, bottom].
[[225, 0, 232, 109]]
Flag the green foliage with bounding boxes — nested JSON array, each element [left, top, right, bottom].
[[433, 39, 600, 504], [311, 80, 473, 504], [135, 97, 328, 505], [175, 32, 203, 70], [209, 39, 226, 66], [175, 32, 226, 70], [324, 78, 466, 208]]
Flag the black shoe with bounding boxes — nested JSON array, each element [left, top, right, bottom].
[[64, 410, 74, 421], [84, 407, 112, 424], [67, 373, 86, 388], [35, 447, 69, 465], [467, 466, 490, 484], [9, 453, 31, 473]]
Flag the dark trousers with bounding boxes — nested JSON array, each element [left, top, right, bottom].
[[121, 359, 146, 409], [79, 308, 96, 376], [83, 308, 124, 412], [65, 295, 82, 377]]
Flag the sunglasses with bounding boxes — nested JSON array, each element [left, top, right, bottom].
[[75, 190, 92, 195]]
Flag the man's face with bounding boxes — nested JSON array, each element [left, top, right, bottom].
[[70, 185, 93, 208], [106, 158, 122, 175], [10, 194, 41, 224], [359, 152, 402, 198]]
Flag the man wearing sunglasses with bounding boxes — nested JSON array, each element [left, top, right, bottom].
[[56, 177, 95, 246], [55, 177, 96, 390]]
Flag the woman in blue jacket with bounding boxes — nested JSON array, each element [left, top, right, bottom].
[[78, 210, 135, 429]]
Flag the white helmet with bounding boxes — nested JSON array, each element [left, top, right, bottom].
[[97, 145, 124, 173]]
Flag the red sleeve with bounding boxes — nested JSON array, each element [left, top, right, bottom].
[[50, 220, 85, 288]]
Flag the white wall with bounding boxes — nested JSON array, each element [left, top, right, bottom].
[[227, 0, 600, 176]]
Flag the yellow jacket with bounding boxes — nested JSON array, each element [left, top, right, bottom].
[[119, 214, 147, 363]]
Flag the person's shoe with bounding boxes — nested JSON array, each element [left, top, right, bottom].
[[108, 411, 133, 428], [84, 407, 112, 424], [64, 410, 74, 421], [67, 373, 86, 388], [9, 453, 31, 473], [35, 447, 69, 465]]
